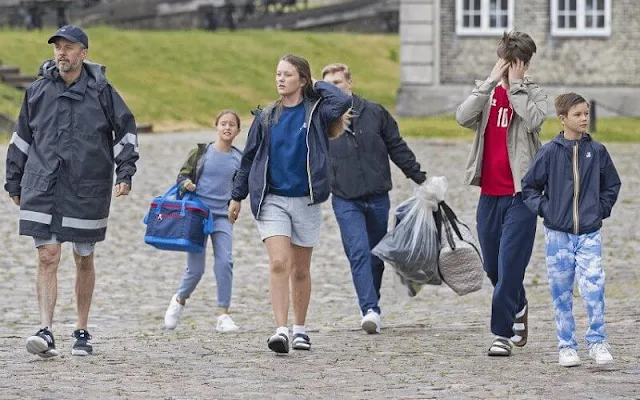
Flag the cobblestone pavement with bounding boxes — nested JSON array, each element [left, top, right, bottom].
[[1, 132, 639, 399]]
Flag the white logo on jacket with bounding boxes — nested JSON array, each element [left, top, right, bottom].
[[586, 151, 592, 158]]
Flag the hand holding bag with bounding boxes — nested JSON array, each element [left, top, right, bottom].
[[143, 184, 214, 253], [372, 177, 449, 298]]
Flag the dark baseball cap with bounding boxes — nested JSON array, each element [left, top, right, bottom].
[[47, 25, 89, 49]]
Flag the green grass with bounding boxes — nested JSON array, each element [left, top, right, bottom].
[[0, 84, 24, 143], [0, 27, 637, 142], [0, 83, 23, 117], [0, 27, 399, 130], [398, 115, 640, 142]]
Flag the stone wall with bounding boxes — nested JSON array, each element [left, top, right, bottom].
[[399, 0, 437, 86], [397, 0, 640, 117], [65, 0, 398, 32], [111, 0, 398, 32], [113, 10, 205, 30], [439, 0, 640, 86]]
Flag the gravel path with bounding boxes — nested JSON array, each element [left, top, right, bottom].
[[1, 131, 638, 399]]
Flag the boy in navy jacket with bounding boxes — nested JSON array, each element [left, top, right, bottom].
[[522, 93, 621, 367]]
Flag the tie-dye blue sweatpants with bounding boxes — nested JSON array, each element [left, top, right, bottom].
[[544, 228, 606, 349]]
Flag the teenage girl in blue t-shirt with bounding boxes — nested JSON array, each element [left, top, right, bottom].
[[228, 54, 352, 354]]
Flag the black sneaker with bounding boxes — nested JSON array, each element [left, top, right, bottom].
[[26, 327, 59, 358], [71, 329, 93, 356], [267, 333, 289, 354], [291, 333, 311, 350]]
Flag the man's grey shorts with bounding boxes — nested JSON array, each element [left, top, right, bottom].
[[256, 194, 322, 247], [34, 234, 95, 257]]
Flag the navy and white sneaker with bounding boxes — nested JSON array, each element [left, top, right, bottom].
[[267, 333, 289, 354], [26, 327, 59, 358], [71, 329, 93, 356], [291, 333, 311, 350]]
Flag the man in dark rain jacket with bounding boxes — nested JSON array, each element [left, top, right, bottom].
[[322, 63, 427, 334], [4, 25, 139, 358]]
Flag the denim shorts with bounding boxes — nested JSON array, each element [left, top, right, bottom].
[[34, 234, 95, 257], [255, 194, 322, 247]]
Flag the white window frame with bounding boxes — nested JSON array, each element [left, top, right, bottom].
[[456, 0, 515, 36], [551, 0, 612, 37]]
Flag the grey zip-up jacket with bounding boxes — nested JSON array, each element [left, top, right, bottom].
[[455, 76, 548, 192], [4, 60, 139, 243]]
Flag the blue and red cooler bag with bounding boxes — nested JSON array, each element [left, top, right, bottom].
[[143, 184, 214, 253]]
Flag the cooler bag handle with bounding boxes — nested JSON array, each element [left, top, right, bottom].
[[180, 191, 193, 216], [180, 191, 214, 234], [156, 184, 180, 213], [143, 184, 180, 225]]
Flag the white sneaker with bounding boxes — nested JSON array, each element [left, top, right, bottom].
[[558, 347, 581, 367], [216, 314, 239, 333], [589, 342, 613, 365], [361, 309, 381, 334], [164, 294, 184, 330]]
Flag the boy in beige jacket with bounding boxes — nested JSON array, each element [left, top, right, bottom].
[[455, 31, 548, 356]]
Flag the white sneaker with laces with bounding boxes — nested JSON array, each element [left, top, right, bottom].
[[361, 309, 381, 334], [558, 347, 581, 367], [589, 342, 613, 365], [164, 294, 184, 330], [216, 314, 239, 333]]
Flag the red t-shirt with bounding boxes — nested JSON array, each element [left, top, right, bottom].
[[481, 85, 515, 196]]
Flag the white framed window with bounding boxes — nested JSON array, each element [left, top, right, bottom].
[[551, 0, 611, 37], [456, 0, 514, 36]]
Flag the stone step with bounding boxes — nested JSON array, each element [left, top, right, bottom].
[[0, 66, 20, 77], [1, 74, 38, 85], [137, 123, 153, 133], [12, 82, 33, 90]]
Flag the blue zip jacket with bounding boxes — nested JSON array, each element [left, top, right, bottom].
[[522, 132, 621, 235], [231, 81, 351, 218]]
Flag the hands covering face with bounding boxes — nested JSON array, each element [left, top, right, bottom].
[[508, 59, 526, 81], [490, 59, 510, 82], [490, 58, 527, 82]]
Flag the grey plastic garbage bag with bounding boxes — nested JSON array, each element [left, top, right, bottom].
[[372, 177, 448, 288]]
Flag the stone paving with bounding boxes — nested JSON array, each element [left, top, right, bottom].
[[0, 131, 639, 399]]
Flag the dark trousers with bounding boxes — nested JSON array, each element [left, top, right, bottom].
[[476, 193, 537, 338], [332, 193, 390, 315]]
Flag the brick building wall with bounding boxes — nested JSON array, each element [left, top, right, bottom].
[[439, 0, 640, 86], [397, 0, 640, 116]]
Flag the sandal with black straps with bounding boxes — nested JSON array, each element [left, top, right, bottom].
[[512, 304, 528, 347]]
